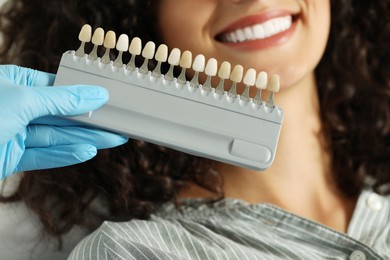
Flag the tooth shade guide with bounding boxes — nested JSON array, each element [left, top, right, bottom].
[[203, 58, 218, 91], [253, 71, 268, 103], [139, 60, 149, 74], [180, 50, 192, 68], [129, 37, 142, 55], [230, 65, 244, 83], [127, 37, 142, 71], [126, 55, 137, 71], [267, 74, 280, 92], [254, 87, 263, 104], [152, 61, 163, 78], [152, 44, 168, 77], [266, 74, 280, 107], [88, 27, 105, 61], [192, 54, 206, 72], [71, 25, 281, 108], [56, 58, 283, 172], [164, 48, 181, 81], [91, 27, 104, 45], [113, 34, 129, 67], [139, 41, 156, 74], [215, 61, 231, 95], [101, 30, 116, 64], [228, 65, 244, 97], [215, 79, 226, 95], [177, 50, 192, 84], [177, 69, 187, 85], [202, 78, 213, 91], [75, 24, 92, 57], [190, 72, 200, 88], [56, 24, 284, 171], [190, 54, 206, 88], [240, 68, 256, 102], [228, 82, 238, 98]]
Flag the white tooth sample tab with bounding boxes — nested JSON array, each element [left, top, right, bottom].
[[256, 71, 268, 89], [218, 61, 231, 79], [243, 68, 256, 86], [205, 58, 218, 76], [190, 54, 205, 87], [164, 48, 181, 81], [215, 61, 231, 94], [241, 68, 256, 101], [168, 48, 181, 65], [75, 24, 92, 57], [92, 28, 104, 45], [192, 54, 205, 72], [230, 65, 244, 82], [79, 24, 92, 42], [266, 74, 280, 107], [88, 27, 105, 60], [101, 30, 116, 63], [203, 58, 218, 90], [139, 41, 155, 74], [155, 44, 168, 62], [228, 64, 243, 97], [180, 50, 192, 68], [116, 34, 129, 52], [113, 34, 129, 67], [152, 44, 168, 77], [254, 71, 268, 102], [177, 50, 192, 84], [126, 37, 142, 70], [104, 31, 116, 49], [142, 41, 156, 59], [268, 74, 280, 92], [129, 37, 142, 55]]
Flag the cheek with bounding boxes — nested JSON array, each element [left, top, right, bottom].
[[158, 2, 186, 46], [305, 0, 331, 67], [276, 0, 331, 87], [157, 1, 215, 52]]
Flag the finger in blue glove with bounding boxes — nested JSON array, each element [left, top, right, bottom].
[[0, 65, 128, 179]]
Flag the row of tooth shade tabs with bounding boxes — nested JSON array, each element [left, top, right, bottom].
[[76, 24, 280, 106]]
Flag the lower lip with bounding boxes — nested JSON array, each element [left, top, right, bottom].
[[218, 19, 298, 51]]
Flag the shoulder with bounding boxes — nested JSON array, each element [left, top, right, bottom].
[[0, 175, 88, 260], [0, 197, 86, 259], [68, 200, 255, 260], [68, 219, 187, 260]]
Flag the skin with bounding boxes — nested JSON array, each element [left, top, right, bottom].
[[157, 0, 357, 233]]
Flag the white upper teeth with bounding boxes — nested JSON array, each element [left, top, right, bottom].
[[221, 15, 292, 43]]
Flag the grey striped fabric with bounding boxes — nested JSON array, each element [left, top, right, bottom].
[[68, 190, 389, 259]]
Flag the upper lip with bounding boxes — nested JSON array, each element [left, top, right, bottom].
[[215, 9, 298, 40]]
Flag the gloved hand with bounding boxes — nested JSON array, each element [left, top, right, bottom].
[[0, 65, 128, 179]]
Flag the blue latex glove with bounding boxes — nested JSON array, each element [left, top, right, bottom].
[[0, 65, 128, 179]]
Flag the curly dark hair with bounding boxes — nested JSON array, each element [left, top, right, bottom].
[[0, 0, 389, 242]]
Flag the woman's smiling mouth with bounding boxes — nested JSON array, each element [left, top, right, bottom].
[[218, 15, 293, 43], [215, 11, 300, 50]]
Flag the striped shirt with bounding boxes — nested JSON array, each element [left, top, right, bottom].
[[68, 189, 390, 259]]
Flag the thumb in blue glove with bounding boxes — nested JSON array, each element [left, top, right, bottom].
[[0, 65, 128, 179]]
